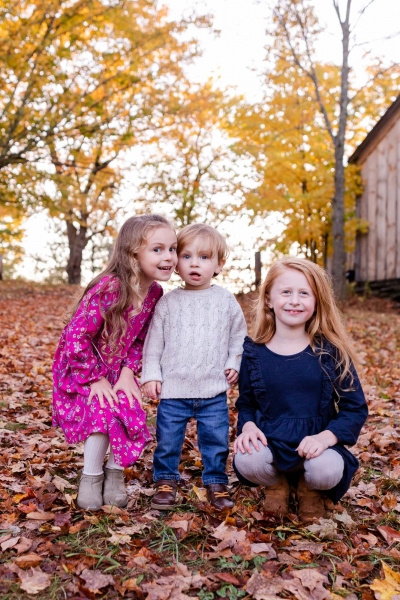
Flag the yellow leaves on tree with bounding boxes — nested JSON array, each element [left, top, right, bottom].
[[0, 0, 213, 283]]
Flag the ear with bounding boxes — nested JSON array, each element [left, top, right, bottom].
[[265, 295, 273, 310], [214, 259, 226, 275]]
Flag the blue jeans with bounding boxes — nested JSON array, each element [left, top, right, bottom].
[[153, 393, 229, 485]]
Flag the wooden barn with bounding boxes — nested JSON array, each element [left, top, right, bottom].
[[349, 96, 400, 299]]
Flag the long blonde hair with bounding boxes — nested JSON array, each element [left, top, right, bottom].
[[253, 257, 358, 387], [67, 214, 173, 354]]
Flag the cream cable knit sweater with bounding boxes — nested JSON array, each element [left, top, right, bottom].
[[141, 285, 247, 399]]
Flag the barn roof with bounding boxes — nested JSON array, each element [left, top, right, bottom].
[[349, 95, 400, 164]]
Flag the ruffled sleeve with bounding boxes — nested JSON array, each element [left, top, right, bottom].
[[122, 283, 163, 375], [235, 337, 268, 433], [57, 276, 118, 393]]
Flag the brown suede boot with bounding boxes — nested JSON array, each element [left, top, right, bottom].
[[262, 475, 290, 517], [297, 473, 326, 523], [151, 480, 178, 510]]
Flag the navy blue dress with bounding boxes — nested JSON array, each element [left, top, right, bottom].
[[234, 337, 368, 503]]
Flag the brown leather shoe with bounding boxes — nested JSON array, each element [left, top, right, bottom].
[[206, 484, 234, 510], [262, 475, 290, 517], [151, 480, 178, 510], [297, 473, 326, 523]]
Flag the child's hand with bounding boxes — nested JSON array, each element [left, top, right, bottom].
[[297, 430, 338, 460], [88, 377, 118, 408], [225, 369, 238, 385], [142, 381, 162, 400], [113, 366, 143, 408], [234, 421, 268, 454]]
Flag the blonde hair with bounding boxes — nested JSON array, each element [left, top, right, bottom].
[[253, 257, 358, 388], [177, 224, 228, 273], [67, 215, 174, 355]]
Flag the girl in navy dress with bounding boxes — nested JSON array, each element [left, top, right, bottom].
[[233, 257, 368, 521]]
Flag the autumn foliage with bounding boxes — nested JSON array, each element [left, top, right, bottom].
[[0, 282, 399, 598]]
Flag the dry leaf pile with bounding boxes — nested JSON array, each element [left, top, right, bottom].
[[0, 282, 399, 599]]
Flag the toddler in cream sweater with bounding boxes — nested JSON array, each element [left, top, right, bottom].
[[142, 223, 247, 510]]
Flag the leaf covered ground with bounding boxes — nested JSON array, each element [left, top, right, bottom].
[[0, 282, 399, 599]]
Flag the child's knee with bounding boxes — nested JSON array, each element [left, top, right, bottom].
[[304, 449, 344, 490], [234, 443, 278, 486]]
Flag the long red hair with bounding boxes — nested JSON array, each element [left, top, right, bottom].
[[253, 257, 359, 387]]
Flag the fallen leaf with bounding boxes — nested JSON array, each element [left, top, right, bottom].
[[14, 537, 33, 554], [250, 542, 277, 559], [211, 521, 247, 549], [108, 528, 131, 545], [192, 486, 207, 502], [334, 511, 357, 528], [26, 511, 55, 521], [14, 553, 43, 568], [52, 475, 76, 492], [18, 567, 51, 595], [306, 518, 338, 539], [377, 525, 400, 546], [80, 569, 115, 593], [371, 561, 400, 599], [1, 536, 20, 551]]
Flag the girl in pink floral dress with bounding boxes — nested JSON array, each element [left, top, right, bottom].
[[53, 215, 177, 510]]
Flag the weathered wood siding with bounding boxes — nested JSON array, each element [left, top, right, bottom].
[[355, 117, 400, 283]]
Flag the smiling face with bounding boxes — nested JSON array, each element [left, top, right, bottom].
[[267, 267, 316, 331], [136, 226, 178, 288], [177, 240, 224, 290]]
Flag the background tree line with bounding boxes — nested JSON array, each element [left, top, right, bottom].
[[0, 0, 398, 295]]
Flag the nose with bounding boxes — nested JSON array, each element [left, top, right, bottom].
[[290, 293, 301, 305]]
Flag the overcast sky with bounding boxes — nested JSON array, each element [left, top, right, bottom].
[[164, 0, 399, 97]]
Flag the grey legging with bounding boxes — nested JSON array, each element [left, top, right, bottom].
[[235, 443, 344, 490]]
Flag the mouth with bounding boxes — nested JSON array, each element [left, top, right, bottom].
[[158, 266, 172, 272], [189, 271, 201, 280], [284, 309, 303, 315]]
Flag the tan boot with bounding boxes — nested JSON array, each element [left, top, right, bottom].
[[76, 473, 104, 510], [297, 473, 326, 523], [262, 475, 290, 517], [103, 467, 128, 507]]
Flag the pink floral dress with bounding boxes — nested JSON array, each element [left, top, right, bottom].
[[52, 275, 162, 467]]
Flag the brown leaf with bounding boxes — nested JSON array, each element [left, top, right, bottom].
[[213, 572, 241, 586], [377, 525, 400, 545], [211, 521, 247, 550], [26, 511, 55, 521], [14, 553, 43, 569], [18, 567, 51, 595], [14, 536, 33, 554], [250, 542, 277, 559], [245, 572, 285, 599], [79, 569, 115, 593], [1, 536, 19, 551]]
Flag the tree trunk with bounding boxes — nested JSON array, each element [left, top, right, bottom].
[[66, 214, 89, 284], [331, 0, 351, 301]]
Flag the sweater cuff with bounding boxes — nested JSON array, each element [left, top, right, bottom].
[[224, 354, 242, 373], [141, 365, 163, 385]]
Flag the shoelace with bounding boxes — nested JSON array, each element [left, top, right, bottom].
[[157, 485, 175, 493], [214, 491, 230, 498]]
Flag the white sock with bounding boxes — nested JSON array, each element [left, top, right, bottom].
[[106, 447, 124, 470], [83, 433, 110, 476]]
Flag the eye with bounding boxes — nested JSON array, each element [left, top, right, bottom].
[[182, 254, 190, 259], [169, 247, 176, 253], [300, 291, 309, 296], [200, 255, 209, 260], [153, 247, 161, 253], [282, 289, 291, 294]]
